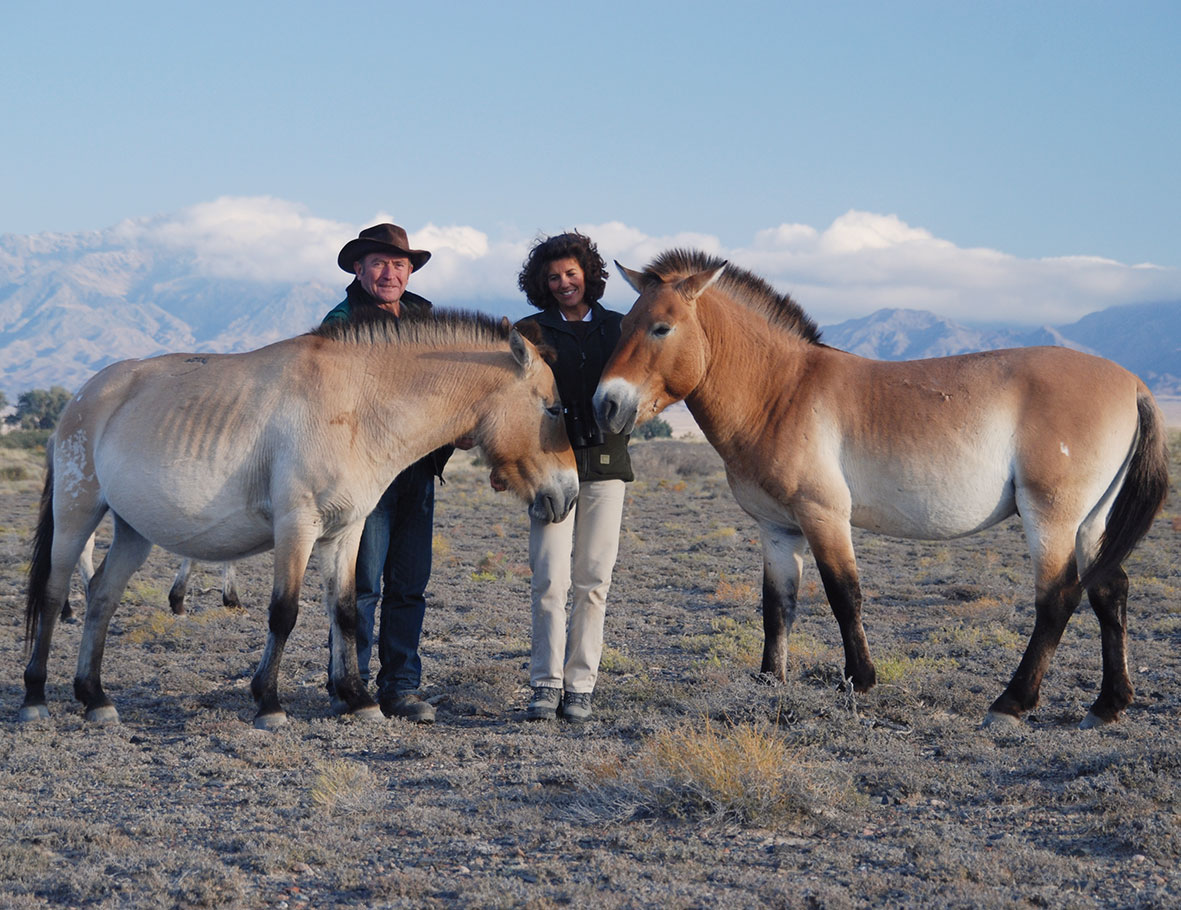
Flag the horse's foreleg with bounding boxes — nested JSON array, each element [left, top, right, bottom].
[[250, 533, 314, 730], [804, 519, 875, 692], [168, 558, 193, 614], [74, 515, 152, 723], [986, 557, 1082, 726], [322, 529, 381, 721], [758, 524, 807, 682], [1081, 566, 1133, 728]]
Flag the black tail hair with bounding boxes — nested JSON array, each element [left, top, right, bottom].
[[25, 442, 57, 656], [1081, 393, 1170, 588]]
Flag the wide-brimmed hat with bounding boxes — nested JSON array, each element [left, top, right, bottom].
[[337, 223, 431, 273]]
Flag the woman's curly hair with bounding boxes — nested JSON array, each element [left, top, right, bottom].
[[517, 231, 608, 310]]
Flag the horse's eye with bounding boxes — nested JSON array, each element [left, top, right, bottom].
[[545, 403, 563, 418], [651, 323, 672, 338]]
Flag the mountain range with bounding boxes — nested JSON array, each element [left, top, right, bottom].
[[2, 230, 1178, 400]]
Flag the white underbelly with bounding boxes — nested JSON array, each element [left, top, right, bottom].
[[728, 461, 1018, 541]]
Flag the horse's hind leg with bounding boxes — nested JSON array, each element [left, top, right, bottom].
[[320, 529, 381, 721], [221, 563, 241, 608], [985, 554, 1083, 726], [62, 532, 98, 622], [1080, 566, 1133, 728], [22, 508, 106, 722], [74, 513, 153, 723], [758, 523, 808, 682]]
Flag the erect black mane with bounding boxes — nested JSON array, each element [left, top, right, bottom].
[[310, 307, 513, 347], [644, 248, 823, 345]]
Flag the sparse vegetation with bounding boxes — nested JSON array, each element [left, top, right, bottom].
[[1, 438, 1177, 908]]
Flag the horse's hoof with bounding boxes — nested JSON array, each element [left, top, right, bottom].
[[1079, 710, 1115, 730], [85, 705, 120, 725], [981, 710, 1022, 729], [18, 704, 49, 722], [350, 704, 384, 723], [253, 711, 288, 731]]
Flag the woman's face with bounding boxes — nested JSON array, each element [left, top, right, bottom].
[[546, 257, 587, 315]]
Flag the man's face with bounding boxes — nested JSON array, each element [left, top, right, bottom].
[[355, 253, 413, 306]]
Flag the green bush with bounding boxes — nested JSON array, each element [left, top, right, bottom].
[[0, 428, 50, 450], [634, 417, 673, 440]]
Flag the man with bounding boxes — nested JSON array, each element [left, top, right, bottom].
[[322, 223, 451, 723]]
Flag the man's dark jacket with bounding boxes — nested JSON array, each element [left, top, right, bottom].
[[321, 280, 453, 479]]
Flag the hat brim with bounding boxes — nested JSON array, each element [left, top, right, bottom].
[[338, 239, 431, 273]]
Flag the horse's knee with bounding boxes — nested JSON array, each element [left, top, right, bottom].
[[267, 593, 299, 638]]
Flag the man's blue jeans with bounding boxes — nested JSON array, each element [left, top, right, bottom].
[[329, 457, 435, 699]]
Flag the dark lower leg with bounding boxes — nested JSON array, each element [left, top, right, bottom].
[[1087, 567, 1133, 721], [817, 563, 875, 691], [990, 572, 1082, 718]]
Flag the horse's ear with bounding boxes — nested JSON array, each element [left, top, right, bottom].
[[676, 263, 726, 302], [509, 329, 534, 370], [615, 261, 651, 293]]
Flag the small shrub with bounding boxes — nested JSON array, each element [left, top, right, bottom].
[[634, 417, 672, 440]]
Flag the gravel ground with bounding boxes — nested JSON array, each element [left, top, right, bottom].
[[1, 436, 1178, 909]]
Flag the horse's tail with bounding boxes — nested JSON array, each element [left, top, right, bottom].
[[25, 439, 56, 656], [1081, 391, 1170, 588]]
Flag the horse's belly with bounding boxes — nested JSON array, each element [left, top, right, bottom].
[[849, 474, 1016, 539], [98, 465, 274, 559]]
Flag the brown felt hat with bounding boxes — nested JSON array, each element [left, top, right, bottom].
[[337, 223, 431, 273]]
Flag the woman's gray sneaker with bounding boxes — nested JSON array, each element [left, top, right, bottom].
[[526, 686, 562, 721], [561, 690, 593, 723]]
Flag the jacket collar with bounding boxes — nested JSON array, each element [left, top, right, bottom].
[[534, 300, 604, 333]]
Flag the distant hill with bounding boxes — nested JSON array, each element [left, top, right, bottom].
[[1, 228, 1177, 399], [821, 304, 1180, 395]]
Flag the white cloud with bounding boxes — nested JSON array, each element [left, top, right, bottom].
[[99, 199, 1181, 327]]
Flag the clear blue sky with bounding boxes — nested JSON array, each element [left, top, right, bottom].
[[2, 1, 1178, 324]]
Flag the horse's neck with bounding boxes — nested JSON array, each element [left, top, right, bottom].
[[352, 346, 492, 470], [686, 299, 808, 457]]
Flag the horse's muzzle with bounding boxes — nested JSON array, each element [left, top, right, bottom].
[[592, 380, 638, 436], [529, 474, 579, 523]]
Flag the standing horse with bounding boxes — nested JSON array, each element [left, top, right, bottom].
[[22, 311, 578, 729], [594, 250, 1168, 728]]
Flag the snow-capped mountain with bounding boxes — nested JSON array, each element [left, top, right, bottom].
[[1, 226, 1177, 398]]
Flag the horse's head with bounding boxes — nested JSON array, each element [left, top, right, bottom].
[[479, 329, 578, 522], [593, 259, 725, 434]]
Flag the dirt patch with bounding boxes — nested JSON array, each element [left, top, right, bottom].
[[2, 437, 1179, 908]]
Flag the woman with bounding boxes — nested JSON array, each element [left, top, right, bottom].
[[515, 232, 633, 723]]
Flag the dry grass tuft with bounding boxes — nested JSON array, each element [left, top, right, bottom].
[[583, 717, 851, 827], [309, 759, 381, 816], [711, 572, 758, 605]]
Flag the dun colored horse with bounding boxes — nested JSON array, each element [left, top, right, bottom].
[[594, 250, 1168, 728], [22, 311, 578, 729]]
